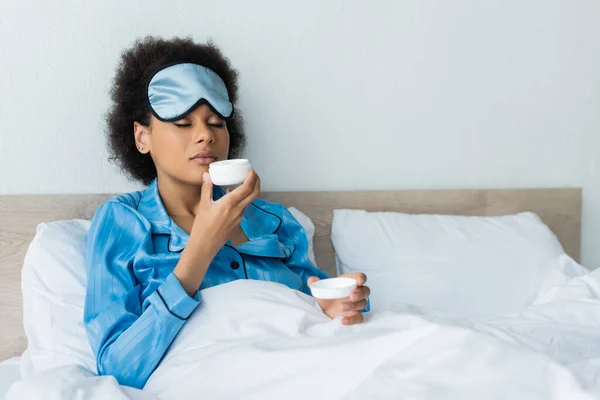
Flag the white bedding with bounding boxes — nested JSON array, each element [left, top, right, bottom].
[[7, 257, 600, 400], [0, 358, 20, 400], [332, 209, 566, 317]]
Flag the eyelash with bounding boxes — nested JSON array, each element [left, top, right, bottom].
[[174, 123, 225, 128]]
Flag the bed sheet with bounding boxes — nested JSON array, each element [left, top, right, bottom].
[[6, 256, 600, 399], [0, 357, 20, 400], [7, 270, 600, 400]]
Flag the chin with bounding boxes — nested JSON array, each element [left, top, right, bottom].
[[186, 166, 210, 185]]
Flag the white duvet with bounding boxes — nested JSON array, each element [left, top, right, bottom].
[[8, 258, 600, 400]]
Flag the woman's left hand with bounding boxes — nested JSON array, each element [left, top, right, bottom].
[[307, 273, 370, 325]]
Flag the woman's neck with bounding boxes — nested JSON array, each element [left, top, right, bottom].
[[156, 174, 203, 218]]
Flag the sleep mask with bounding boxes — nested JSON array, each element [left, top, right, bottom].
[[147, 63, 234, 122]]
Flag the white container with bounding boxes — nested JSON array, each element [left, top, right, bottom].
[[209, 159, 251, 186], [309, 277, 357, 299]]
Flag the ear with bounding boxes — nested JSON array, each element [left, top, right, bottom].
[[133, 121, 150, 154]]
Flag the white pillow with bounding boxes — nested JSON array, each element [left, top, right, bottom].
[[287, 207, 317, 266], [332, 210, 565, 317], [20, 220, 96, 378]]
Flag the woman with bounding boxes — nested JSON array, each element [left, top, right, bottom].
[[84, 36, 371, 389]]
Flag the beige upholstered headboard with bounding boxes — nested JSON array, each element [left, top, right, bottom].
[[0, 188, 582, 360]]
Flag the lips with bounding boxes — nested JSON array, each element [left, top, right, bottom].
[[191, 157, 215, 165], [190, 151, 216, 165]]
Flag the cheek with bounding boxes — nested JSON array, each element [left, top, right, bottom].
[[154, 129, 187, 151], [151, 129, 188, 165], [220, 130, 231, 155]]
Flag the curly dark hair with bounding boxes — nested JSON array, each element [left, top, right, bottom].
[[106, 36, 245, 185]]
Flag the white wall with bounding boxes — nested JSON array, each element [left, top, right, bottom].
[[1, 1, 599, 265]]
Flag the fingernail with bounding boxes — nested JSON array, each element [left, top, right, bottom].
[[342, 318, 349, 325], [351, 294, 358, 302]]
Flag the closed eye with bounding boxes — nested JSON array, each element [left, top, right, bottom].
[[174, 123, 192, 128], [209, 123, 226, 128]]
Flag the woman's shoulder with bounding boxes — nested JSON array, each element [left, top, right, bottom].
[[86, 191, 152, 265], [253, 197, 304, 220], [252, 197, 284, 214], [251, 197, 303, 234], [91, 190, 151, 232]]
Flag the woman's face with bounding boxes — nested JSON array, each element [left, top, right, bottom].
[[136, 104, 230, 185]]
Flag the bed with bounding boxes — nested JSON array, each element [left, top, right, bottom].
[[0, 187, 591, 399]]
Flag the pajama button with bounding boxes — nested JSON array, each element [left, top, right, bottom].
[[230, 261, 240, 270]]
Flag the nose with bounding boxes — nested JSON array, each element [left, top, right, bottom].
[[193, 121, 215, 145]]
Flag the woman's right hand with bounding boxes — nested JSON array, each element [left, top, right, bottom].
[[173, 170, 260, 296], [190, 170, 261, 254]]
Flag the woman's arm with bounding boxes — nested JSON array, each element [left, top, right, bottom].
[[279, 206, 370, 325], [84, 172, 260, 388], [84, 202, 202, 389]]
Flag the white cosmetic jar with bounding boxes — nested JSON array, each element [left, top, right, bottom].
[[209, 159, 251, 186], [309, 278, 357, 300]]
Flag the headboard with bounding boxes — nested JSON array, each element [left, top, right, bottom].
[[0, 188, 582, 360]]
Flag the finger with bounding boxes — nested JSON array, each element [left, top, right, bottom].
[[341, 309, 360, 317], [253, 176, 261, 200], [239, 173, 261, 209], [349, 286, 371, 302], [201, 172, 214, 204], [342, 299, 368, 312], [340, 272, 367, 286], [342, 313, 364, 326], [239, 169, 258, 191], [254, 172, 261, 195], [307, 276, 320, 287], [226, 170, 257, 204]]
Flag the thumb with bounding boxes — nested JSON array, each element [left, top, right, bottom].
[[307, 276, 320, 287], [201, 172, 214, 203]]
